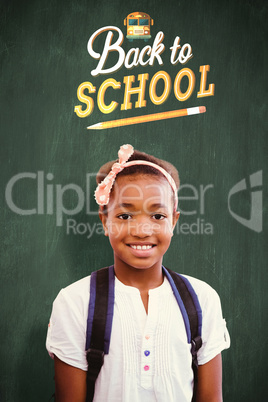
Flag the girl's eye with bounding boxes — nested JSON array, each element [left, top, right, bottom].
[[152, 214, 165, 220], [118, 213, 132, 220]]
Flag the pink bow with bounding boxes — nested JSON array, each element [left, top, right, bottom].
[[94, 144, 134, 206]]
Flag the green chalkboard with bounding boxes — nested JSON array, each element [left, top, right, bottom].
[[1, 0, 267, 400]]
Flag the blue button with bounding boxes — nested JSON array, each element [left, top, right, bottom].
[[144, 350, 150, 356]]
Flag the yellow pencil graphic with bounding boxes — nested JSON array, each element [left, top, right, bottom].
[[87, 106, 206, 130]]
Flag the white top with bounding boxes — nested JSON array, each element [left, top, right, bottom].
[[46, 273, 230, 402]]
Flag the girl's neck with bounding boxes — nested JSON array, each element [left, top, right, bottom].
[[114, 261, 164, 292]]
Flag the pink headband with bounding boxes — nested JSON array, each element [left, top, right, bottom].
[[94, 144, 178, 208]]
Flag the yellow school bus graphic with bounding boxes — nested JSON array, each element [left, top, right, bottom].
[[124, 12, 154, 41]]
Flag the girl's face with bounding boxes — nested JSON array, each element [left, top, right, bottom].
[[100, 174, 180, 272]]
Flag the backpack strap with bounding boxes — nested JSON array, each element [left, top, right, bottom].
[[85, 265, 202, 402], [85, 266, 115, 402], [163, 267, 202, 402]]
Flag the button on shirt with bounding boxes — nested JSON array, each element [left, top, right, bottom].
[[46, 274, 230, 402]]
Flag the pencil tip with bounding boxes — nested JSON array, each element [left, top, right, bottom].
[[87, 122, 102, 130], [199, 106, 206, 113]]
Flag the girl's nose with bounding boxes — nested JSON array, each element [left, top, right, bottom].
[[129, 218, 153, 237]]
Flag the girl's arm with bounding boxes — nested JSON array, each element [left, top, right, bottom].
[[54, 355, 87, 402], [196, 353, 223, 402]]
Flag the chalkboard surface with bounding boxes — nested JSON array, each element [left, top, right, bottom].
[[1, 0, 267, 401]]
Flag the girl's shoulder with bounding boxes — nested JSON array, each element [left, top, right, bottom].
[[63, 274, 91, 294], [53, 274, 92, 311], [178, 273, 222, 308], [179, 273, 214, 290]]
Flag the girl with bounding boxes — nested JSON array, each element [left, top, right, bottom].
[[46, 144, 230, 402]]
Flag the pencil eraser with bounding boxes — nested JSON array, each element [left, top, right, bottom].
[[199, 106, 206, 113]]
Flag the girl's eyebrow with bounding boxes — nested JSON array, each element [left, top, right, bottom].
[[116, 202, 138, 210], [147, 203, 169, 211], [115, 202, 169, 210]]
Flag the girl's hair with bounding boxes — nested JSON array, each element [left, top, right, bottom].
[[96, 149, 180, 187], [96, 150, 180, 213]]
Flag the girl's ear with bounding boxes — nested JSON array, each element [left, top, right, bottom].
[[99, 211, 109, 236], [172, 211, 180, 231]]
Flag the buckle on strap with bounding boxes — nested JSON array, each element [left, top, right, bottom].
[[86, 348, 105, 381], [191, 336, 202, 356]]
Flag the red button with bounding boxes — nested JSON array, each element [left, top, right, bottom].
[[144, 365, 150, 371]]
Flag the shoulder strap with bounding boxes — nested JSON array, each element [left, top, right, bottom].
[[163, 267, 202, 402], [85, 266, 115, 402], [85, 265, 202, 402]]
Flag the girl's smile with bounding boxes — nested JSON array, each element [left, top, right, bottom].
[[127, 242, 156, 257], [100, 174, 180, 274]]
